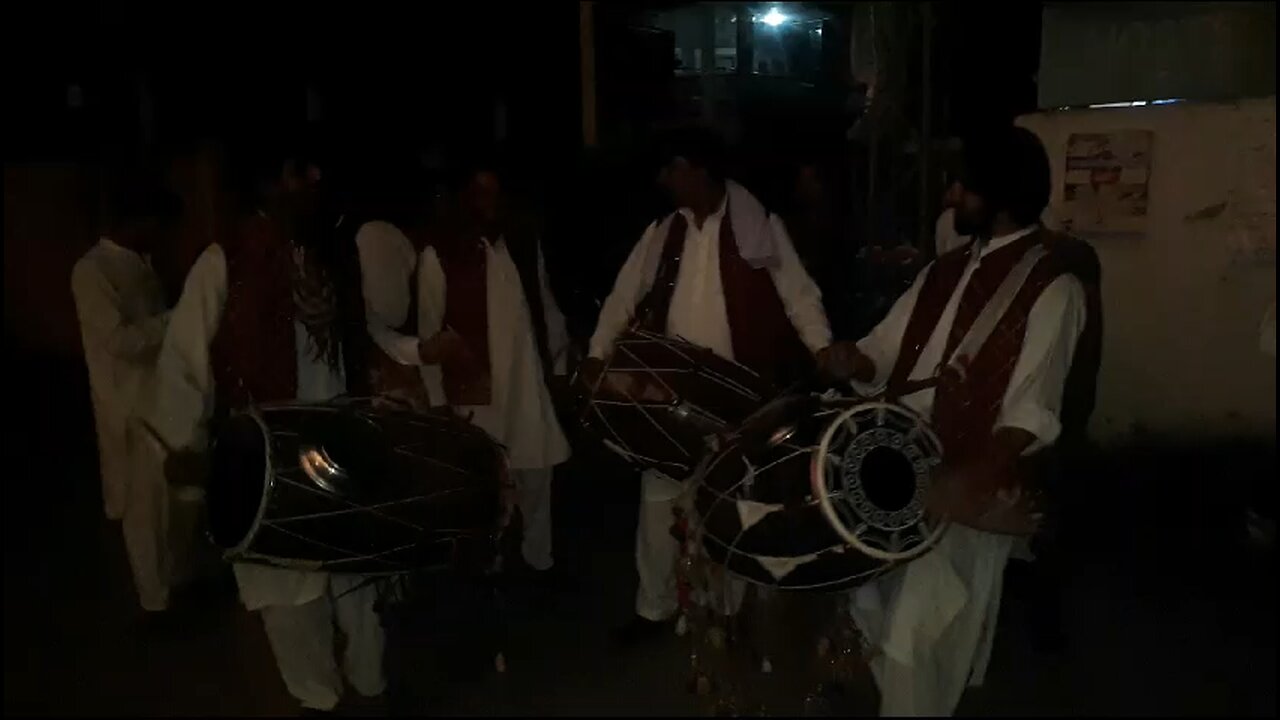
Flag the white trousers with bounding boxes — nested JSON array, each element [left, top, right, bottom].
[[634, 471, 745, 621], [514, 466, 554, 571], [848, 525, 1014, 716], [258, 574, 387, 711], [122, 418, 170, 611], [98, 423, 129, 521]]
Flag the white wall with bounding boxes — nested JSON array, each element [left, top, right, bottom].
[[1018, 98, 1276, 445]]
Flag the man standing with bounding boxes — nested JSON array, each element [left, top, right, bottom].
[[405, 158, 571, 580], [820, 125, 1093, 716], [148, 141, 384, 713], [583, 127, 832, 643], [71, 177, 174, 611]]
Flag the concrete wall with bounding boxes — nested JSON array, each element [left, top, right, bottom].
[[1018, 98, 1276, 445]]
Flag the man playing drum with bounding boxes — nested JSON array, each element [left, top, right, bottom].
[[582, 127, 833, 646], [148, 139, 386, 714], [406, 156, 574, 583], [821, 125, 1097, 715]]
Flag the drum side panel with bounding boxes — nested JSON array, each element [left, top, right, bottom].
[[220, 404, 504, 574], [208, 415, 269, 550], [694, 404, 892, 591]]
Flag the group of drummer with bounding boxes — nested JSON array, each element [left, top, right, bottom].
[[75, 122, 1098, 715]]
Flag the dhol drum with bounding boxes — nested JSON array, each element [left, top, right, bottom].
[[579, 328, 776, 478], [207, 399, 506, 575], [692, 392, 947, 592]]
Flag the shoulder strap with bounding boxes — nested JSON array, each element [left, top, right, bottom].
[[943, 242, 1049, 379], [635, 213, 687, 333]]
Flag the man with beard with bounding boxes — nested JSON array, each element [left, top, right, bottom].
[[819, 125, 1096, 715], [148, 139, 383, 714]]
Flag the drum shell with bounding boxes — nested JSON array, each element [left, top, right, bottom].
[[694, 396, 892, 592], [580, 329, 775, 477], [208, 401, 505, 575]]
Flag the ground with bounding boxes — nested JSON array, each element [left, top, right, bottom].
[[3, 351, 1275, 716]]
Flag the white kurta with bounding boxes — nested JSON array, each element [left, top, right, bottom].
[[148, 244, 346, 610], [589, 196, 832, 363], [849, 226, 1087, 716], [354, 220, 420, 363], [71, 238, 170, 520], [377, 238, 571, 471], [589, 191, 832, 621]]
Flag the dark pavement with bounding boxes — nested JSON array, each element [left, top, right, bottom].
[[4, 350, 1275, 716]]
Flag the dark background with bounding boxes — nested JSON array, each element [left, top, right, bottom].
[[4, 2, 1274, 716]]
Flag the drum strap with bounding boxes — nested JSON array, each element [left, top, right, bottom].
[[941, 243, 1048, 380], [635, 215, 686, 333]]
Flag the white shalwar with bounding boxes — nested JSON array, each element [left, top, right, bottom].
[[849, 226, 1086, 716], [71, 237, 172, 611], [372, 237, 571, 571], [589, 194, 832, 621], [150, 244, 385, 710]]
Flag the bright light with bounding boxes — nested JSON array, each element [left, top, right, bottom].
[[1086, 98, 1184, 109], [762, 8, 787, 26]]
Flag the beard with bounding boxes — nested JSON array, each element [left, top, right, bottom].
[[952, 205, 995, 239]]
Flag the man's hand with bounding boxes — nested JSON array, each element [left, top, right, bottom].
[[926, 464, 1042, 536], [816, 341, 874, 383], [418, 327, 472, 366]]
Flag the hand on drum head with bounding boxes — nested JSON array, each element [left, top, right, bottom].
[[816, 342, 875, 384], [419, 327, 474, 366]]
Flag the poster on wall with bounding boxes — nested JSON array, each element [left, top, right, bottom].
[[1061, 130, 1153, 237]]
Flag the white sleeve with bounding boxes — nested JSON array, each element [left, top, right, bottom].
[[71, 260, 169, 361], [148, 245, 228, 453], [588, 222, 660, 359], [355, 221, 421, 366], [415, 248, 448, 405], [537, 241, 570, 375], [995, 274, 1087, 451], [851, 263, 930, 396], [765, 214, 832, 354]]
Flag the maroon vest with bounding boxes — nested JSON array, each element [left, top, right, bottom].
[[887, 229, 1082, 466], [211, 213, 372, 412], [432, 223, 554, 407], [638, 208, 811, 385], [211, 215, 298, 410], [436, 236, 494, 406]]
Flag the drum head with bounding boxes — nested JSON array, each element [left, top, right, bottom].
[[208, 413, 269, 550]]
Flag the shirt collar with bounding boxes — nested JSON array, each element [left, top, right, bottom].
[[677, 192, 729, 230], [973, 224, 1038, 259]]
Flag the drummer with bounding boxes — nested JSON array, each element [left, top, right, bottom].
[[581, 126, 833, 646], [147, 138, 387, 714], [408, 153, 574, 583], [819, 125, 1093, 715]]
